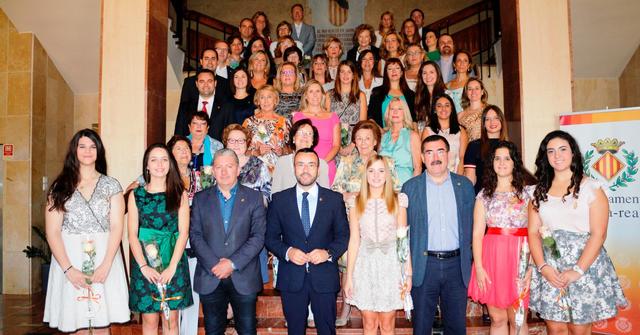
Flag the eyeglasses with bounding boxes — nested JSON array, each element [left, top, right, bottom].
[[282, 70, 296, 75], [407, 51, 423, 56], [227, 139, 246, 145], [296, 130, 314, 137]]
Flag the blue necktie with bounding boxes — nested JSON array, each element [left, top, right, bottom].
[[301, 192, 310, 236]]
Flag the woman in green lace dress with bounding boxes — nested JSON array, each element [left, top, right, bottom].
[[128, 143, 193, 335]]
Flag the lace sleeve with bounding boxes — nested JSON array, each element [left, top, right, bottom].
[[398, 192, 409, 208]]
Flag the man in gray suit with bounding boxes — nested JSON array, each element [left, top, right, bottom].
[[401, 135, 475, 335], [190, 149, 266, 335], [290, 3, 317, 55]]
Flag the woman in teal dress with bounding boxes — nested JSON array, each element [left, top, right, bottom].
[[379, 97, 422, 185], [128, 143, 193, 335]]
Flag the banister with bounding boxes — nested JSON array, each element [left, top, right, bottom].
[[426, 0, 493, 33]]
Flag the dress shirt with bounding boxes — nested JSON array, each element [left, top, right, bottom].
[[296, 183, 318, 226], [216, 183, 239, 233], [426, 172, 459, 251], [440, 56, 454, 83], [216, 66, 228, 79], [197, 95, 216, 117], [294, 22, 303, 38]]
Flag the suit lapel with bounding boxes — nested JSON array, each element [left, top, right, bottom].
[[308, 187, 324, 237], [451, 174, 465, 242], [208, 188, 226, 238], [225, 185, 245, 238]]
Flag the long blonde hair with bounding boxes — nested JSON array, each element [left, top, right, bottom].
[[299, 79, 327, 111], [354, 155, 397, 216], [383, 97, 414, 131]]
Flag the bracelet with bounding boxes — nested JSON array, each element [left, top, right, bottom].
[[537, 263, 549, 272], [140, 264, 148, 269], [63, 265, 73, 274]]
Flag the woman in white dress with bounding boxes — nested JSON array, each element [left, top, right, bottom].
[[344, 155, 411, 335], [529, 130, 627, 333], [44, 129, 130, 333]]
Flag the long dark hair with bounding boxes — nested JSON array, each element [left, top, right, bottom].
[[142, 143, 184, 213], [381, 58, 410, 93], [532, 130, 584, 210], [48, 129, 107, 212], [333, 60, 360, 104], [357, 49, 380, 77], [415, 61, 447, 124], [480, 105, 508, 157], [428, 94, 461, 134], [482, 141, 526, 200]]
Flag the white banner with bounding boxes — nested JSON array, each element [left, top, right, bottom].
[[560, 108, 640, 334], [309, 0, 367, 55]]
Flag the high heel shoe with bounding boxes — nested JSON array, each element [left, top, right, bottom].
[[335, 307, 351, 327]]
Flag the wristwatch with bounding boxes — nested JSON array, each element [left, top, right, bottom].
[[326, 249, 334, 263], [572, 264, 585, 276]]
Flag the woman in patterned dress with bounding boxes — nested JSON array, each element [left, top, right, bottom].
[[458, 78, 488, 142], [128, 143, 193, 335], [274, 62, 303, 122], [243, 85, 291, 173], [344, 155, 411, 334], [468, 141, 534, 334], [529, 130, 627, 333], [329, 60, 368, 158], [44, 129, 130, 333]]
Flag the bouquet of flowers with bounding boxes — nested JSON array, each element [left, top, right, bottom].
[[199, 165, 215, 190], [79, 239, 100, 334], [340, 123, 350, 147], [256, 124, 271, 145], [143, 240, 172, 327], [396, 226, 413, 320], [513, 239, 530, 335], [539, 225, 573, 321]]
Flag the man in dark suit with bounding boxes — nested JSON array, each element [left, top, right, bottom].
[[290, 4, 317, 56], [410, 8, 428, 39], [190, 148, 266, 335], [175, 69, 226, 139], [401, 135, 475, 335], [180, 48, 231, 104], [266, 148, 349, 335]]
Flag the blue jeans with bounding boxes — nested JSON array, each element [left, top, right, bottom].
[[411, 255, 467, 335], [200, 278, 257, 335]]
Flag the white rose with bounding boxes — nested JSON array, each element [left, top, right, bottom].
[[539, 225, 551, 239], [145, 244, 159, 259], [397, 227, 408, 239], [202, 165, 213, 175], [83, 240, 95, 253]]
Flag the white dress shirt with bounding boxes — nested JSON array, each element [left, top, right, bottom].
[[197, 95, 215, 117]]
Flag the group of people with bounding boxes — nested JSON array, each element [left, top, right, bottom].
[[42, 4, 627, 335]]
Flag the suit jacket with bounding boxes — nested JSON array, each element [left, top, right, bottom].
[[174, 75, 230, 139], [367, 86, 416, 127], [346, 46, 380, 64], [180, 74, 231, 106], [189, 184, 266, 295], [400, 172, 475, 288], [292, 22, 317, 55], [265, 185, 349, 293]]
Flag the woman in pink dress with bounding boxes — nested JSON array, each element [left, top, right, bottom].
[[292, 80, 341, 184], [468, 141, 534, 334]]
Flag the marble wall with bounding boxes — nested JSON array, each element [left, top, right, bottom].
[[0, 8, 74, 294]]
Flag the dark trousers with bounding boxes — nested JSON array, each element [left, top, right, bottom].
[[411, 255, 467, 335], [200, 278, 257, 335], [280, 275, 337, 335]]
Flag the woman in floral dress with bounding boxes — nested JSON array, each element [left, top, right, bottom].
[[243, 85, 291, 173], [128, 143, 193, 335], [468, 141, 534, 334], [529, 130, 626, 333]]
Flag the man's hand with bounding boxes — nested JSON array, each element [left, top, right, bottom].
[[212, 258, 234, 279], [307, 249, 330, 265], [287, 248, 309, 266]]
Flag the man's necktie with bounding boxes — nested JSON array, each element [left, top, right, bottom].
[[201, 101, 208, 115], [301, 192, 310, 236]]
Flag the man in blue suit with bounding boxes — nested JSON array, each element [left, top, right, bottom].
[[401, 135, 475, 335], [190, 149, 266, 335], [266, 148, 349, 335], [290, 3, 317, 56]]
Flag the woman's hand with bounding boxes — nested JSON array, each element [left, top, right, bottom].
[[258, 143, 273, 156], [141, 266, 161, 284], [559, 270, 582, 286], [339, 144, 355, 157], [343, 277, 354, 300], [402, 276, 412, 297], [540, 265, 567, 288], [474, 267, 491, 293], [91, 262, 112, 283], [65, 268, 90, 289], [159, 265, 177, 285]]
